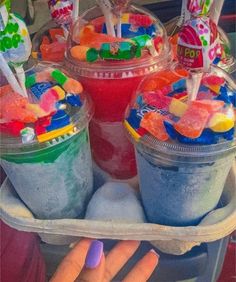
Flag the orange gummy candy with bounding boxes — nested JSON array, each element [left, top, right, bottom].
[[70, 45, 90, 61], [174, 104, 210, 138], [79, 25, 128, 49], [49, 28, 64, 42], [63, 78, 83, 94], [192, 100, 224, 113], [140, 112, 169, 141], [0, 90, 37, 123]]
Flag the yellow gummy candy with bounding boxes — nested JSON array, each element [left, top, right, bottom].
[[209, 113, 234, 132], [122, 13, 130, 24], [52, 85, 66, 100], [37, 124, 75, 143], [207, 84, 221, 94], [123, 120, 141, 142], [169, 98, 188, 117]]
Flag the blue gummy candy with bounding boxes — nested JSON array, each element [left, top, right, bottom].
[[215, 86, 232, 104], [199, 85, 209, 92], [172, 79, 186, 91], [177, 129, 219, 145], [46, 110, 70, 131], [52, 110, 68, 119], [127, 109, 141, 129], [163, 121, 177, 139], [167, 88, 186, 97], [66, 94, 82, 107], [30, 82, 53, 99], [221, 127, 235, 141], [146, 25, 156, 37], [213, 57, 221, 65]]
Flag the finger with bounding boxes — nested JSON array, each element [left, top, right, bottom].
[[123, 249, 159, 282], [78, 254, 105, 282], [103, 241, 140, 282], [50, 239, 92, 282]]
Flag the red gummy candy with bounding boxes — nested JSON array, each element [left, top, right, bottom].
[[192, 99, 224, 113], [174, 104, 210, 138], [0, 121, 25, 136], [42, 35, 50, 45], [202, 75, 225, 86], [49, 28, 64, 42], [141, 112, 169, 141], [153, 36, 164, 52], [143, 92, 172, 109], [40, 41, 66, 62], [129, 14, 153, 27]]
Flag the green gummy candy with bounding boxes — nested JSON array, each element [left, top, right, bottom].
[[100, 42, 137, 60], [86, 48, 99, 62], [51, 69, 68, 85], [132, 35, 152, 48], [25, 75, 36, 88]]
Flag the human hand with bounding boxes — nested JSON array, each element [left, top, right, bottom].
[[50, 239, 159, 282]]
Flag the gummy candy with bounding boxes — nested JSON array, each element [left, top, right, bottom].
[[169, 98, 188, 117], [143, 92, 172, 109], [79, 25, 128, 49], [174, 104, 210, 138], [208, 112, 234, 132], [0, 121, 25, 136], [191, 99, 224, 113], [141, 112, 169, 141]]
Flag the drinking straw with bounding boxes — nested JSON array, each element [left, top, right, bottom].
[[210, 0, 224, 24], [186, 72, 203, 102], [15, 65, 28, 97], [96, 0, 116, 37], [72, 0, 79, 24], [0, 53, 26, 97]]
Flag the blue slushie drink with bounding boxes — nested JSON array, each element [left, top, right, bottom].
[[125, 64, 236, 226], [0, 63, 94, 219]]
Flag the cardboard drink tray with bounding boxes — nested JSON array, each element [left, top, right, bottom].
[[1, 162, 235, 255]]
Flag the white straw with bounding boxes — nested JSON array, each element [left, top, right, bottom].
[[117, 14, 122, 38], [72, 0, 79, 24], [210, 0, 225, 24], [14, 65, 28, 98], [187, 72, 203, 102], [0, 53, 26, 97], [96, 0, 116, 37]]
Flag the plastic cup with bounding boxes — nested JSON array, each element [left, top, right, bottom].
[[125, 64, 236, 226], [0, 63, 94, 219], [65, 5, 172, 179]]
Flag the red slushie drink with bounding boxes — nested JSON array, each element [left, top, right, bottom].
[[65, 4, 171, 179]]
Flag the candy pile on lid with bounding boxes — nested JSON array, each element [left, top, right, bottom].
[[70, 10, 165, 62], [32, 27, 66, 62], [32, 0, 75, 62], [0, 67, 84, 144], [125, 68, 236, 145]]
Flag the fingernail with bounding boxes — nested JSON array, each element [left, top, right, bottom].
[[150, 249, 160, 259], [85, 240, 103, 269]]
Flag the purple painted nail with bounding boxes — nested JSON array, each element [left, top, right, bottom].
[[85, 240, 103, 269]]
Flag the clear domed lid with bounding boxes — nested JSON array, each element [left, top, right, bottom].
[[0, 62, 93, 152], [65, 4, 172, 78], [125, 63, 236, 159]]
